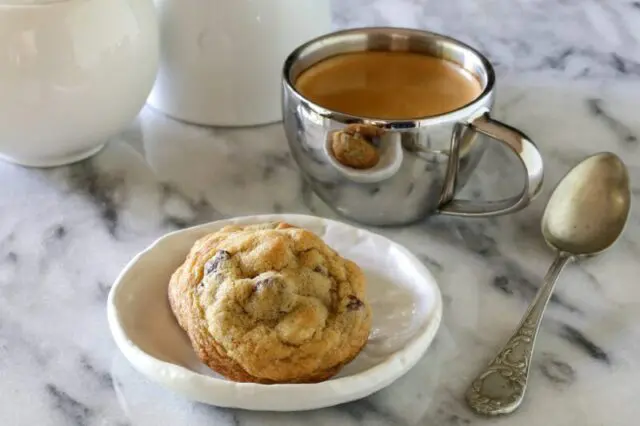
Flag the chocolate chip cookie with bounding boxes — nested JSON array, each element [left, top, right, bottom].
[[168, 222, 372, 384]]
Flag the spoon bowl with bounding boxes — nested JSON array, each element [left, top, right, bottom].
[[466, 151, 631, 416], [542, 152, 631, 255]]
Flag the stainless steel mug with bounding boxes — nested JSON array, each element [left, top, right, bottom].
[[282, 27, 544, 226]]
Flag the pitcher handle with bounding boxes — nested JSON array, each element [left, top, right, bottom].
[[438, 113, 544, 217]]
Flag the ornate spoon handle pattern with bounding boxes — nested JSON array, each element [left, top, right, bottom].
[[466, 253, 573, 416]]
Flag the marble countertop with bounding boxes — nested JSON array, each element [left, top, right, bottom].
[[335, 0, 640, 80], [1, 1, 640, 425]]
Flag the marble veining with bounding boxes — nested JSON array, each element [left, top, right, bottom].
[[1, 1, 640, 425]]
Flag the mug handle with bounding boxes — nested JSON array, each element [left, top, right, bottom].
[[438, 113, 544, 217]]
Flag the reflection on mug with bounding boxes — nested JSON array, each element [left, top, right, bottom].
[[330, 124, 384, 169], [324, 125, 404, 184]]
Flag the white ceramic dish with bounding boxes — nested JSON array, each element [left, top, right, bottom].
[[107, 214, 442, 411]]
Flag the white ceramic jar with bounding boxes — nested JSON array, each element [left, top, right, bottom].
[[0, 0, 159, 167], [148, 0, 332, 127]]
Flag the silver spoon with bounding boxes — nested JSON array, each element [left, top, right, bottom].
[[465, 152, 631, 416]]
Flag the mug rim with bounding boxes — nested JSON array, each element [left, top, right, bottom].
[[282, 26, 496, 128]]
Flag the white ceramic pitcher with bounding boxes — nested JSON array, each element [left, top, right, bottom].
[[148, 0, 332, 127], [0, 0, 158, 167]]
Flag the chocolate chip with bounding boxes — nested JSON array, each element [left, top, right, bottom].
[[313, 265, 328, 275], [346, 295, 364, 311], [255, 277, 276, 289], [205, 250, 231, 275]]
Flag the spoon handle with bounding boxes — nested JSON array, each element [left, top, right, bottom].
[[465, 252, 573, 416]]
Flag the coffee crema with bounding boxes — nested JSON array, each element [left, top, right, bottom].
[[295, 51, 483, 119]]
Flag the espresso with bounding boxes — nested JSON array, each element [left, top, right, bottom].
[[295, 51, 483, 119]]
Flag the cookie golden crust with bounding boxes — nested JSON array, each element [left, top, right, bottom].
[[168, 222, 372, 384]]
